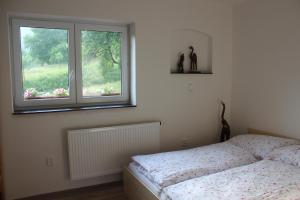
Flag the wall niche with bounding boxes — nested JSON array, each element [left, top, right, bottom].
[[170, 29, 213, 74]]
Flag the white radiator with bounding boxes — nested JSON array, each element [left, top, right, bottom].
[[68, 122, 160, 180]]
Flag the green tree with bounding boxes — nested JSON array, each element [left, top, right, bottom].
[[23, 28, 68, 65], [82, 31, 121, 82], [23, 27, 122, 91]]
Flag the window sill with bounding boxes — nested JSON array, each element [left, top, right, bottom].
[[13, 104, 136, 115]]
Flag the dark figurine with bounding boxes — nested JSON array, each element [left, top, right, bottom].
[[220, 101, 231, 142], [189, 46, 198, 71], [177, 53, 184, 73]]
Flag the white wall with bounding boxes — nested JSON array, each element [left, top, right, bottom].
[[0, 0, 233, 199], [232, 0, 300, 139]]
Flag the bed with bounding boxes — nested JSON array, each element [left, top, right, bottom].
[[131, 142, 257, 188], [124, 142, 257, 200], [123, 128, 300, 200]]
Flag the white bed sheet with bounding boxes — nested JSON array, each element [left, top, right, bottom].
[[161, 160, 300, 200], [132, 142, 257, 188]]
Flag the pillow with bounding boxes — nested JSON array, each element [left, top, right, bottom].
[[266, 145, 300, 167], [228, 134, 300, 159]]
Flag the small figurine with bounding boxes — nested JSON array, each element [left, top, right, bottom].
[[177, 52, 184, 73], [189, 46, 198, 71], [220, 101, 231, 142]]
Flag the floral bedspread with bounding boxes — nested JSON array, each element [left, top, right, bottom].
[[131, 142, 257, 188], [228, 134, 300, 159], [160, 160, 300, 200], [266, 145, 300, 168], [251, 184, 300, 200]]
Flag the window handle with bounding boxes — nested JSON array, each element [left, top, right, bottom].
[[69, 70, 75, 82]]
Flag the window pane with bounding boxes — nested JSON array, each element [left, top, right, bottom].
[[20, 27, 70, 100], [81, 30, 122, 97]]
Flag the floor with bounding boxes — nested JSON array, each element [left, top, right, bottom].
[[20, 182, 127, 200]]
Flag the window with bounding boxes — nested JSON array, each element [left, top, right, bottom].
[[10, 17, 135, 113]]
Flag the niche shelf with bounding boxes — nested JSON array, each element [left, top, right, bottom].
[[170, 29, 213, 74]]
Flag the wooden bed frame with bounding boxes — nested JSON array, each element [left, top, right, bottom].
[[123, 128, 294, 200], [247, 128, 293, 139], [123, 166, 159, 200]]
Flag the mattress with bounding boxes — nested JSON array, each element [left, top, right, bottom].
[[131, 142, 257, 188], [128, 162, 162, 196], [161, 160, 300, 200]]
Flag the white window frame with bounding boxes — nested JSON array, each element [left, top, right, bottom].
[[75, 24, 129, 104], [11, 19, 76, 108], [10, 16, 132, 112]]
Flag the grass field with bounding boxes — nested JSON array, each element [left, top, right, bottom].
[[23, 60, 121, 98]]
